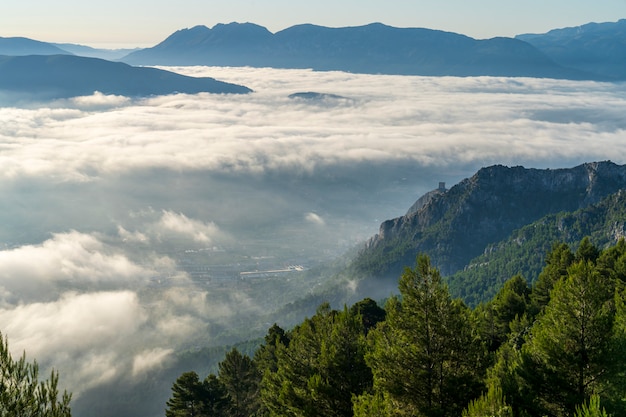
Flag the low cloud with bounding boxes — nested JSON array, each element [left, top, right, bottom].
[[156, 210, 222, 243], [305, 212, 326, 226], [0, 291, 144, 393], [0, 231, 153, 305], [67, 91, 132, 110], [131, 348, 175, 378]]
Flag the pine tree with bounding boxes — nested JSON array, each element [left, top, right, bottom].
[[202, 374, 228, 417], [574, 395, 611, 417], [365, 255, 483, 417], [349, 298, 386, 334], [260, 303, 371, 417], [462, 384, 513, 417], [574, 237, 600, 263], [477, 274, 531, 352], [531, 242, 574, 311], [352, 391, 394, 417], [254, 324, 289, 417], [165, 371, 206, 417], [596, 238, 626, 282], [218, 348, 259, 417], [519, 259, 618, 416], [254, 323, 289, 375], [0, 332, 72, 417]]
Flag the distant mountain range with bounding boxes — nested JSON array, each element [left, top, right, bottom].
[[0, 36, 69, 56], [121, 22, 595, 79], [0, 36, 137, 60], [52, 43, 139, 61], [0, 55, 251, 101], [349, 161, 626, 303], [516, 19, 626, 80], [1, 19, 624, 100]]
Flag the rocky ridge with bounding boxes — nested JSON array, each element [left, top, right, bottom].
[[356, 161, 626, 278]]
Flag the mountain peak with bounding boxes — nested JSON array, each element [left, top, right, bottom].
[[212, 21, 271, 31], [209, 22, 274, 39]]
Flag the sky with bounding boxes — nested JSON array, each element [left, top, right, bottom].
[[2, 0, 626, 48]]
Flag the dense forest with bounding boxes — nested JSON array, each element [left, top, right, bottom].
[[164, 237, 626, 417]]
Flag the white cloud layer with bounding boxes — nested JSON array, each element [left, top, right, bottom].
[[1, 68, 625, 184], [0, 231, 151, 305], [1, 67, 626, 407]]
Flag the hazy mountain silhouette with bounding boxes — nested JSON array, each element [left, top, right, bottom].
[[517, 19, 626, 80], [121, 22, 594, 79], [5, 20, 623, 80], [53, 43, 140, 60], [130, 22, 274, 66], [0, 36, 71, 56], [0, 54, 251, 101]]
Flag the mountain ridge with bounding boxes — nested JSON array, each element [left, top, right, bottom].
[[2, 20, 623, 80], [516, 19, 626, 79], [351, 161, 626, 281], [0, 54, 251, 101], [0, 36, 71, 56], [120, 22, 595, 79]]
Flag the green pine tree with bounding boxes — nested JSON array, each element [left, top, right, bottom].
[[462, 384, 513, 417], [476, 274, 531, 352], [574, 395, 611, 417], [519, 259, 618, 416], [531, 242, 574, 311], [365, 255, 484, 417], [261, 303, 371, 417], [165, 371, 206, 417], [202, 374, 229, 417], [218, 348, 260, 417], [0, 332, 72, 417]]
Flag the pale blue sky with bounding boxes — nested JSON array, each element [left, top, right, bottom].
[[3, 0, 626, 48]]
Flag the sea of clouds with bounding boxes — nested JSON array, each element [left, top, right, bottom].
[[1, 66, 625, 413]]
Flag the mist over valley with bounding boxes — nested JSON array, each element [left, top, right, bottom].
[[2, 46, 626, 415]]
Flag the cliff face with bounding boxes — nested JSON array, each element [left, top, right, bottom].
[[358, 161, 626, 277]]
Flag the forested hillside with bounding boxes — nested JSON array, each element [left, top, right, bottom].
[[165, 238, 626, 417], [448, 189, 626, 306], [351, 162, 626, 281]]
